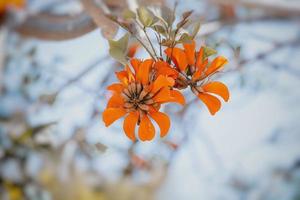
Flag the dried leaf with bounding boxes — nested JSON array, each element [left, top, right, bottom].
[[203, 46, 217, 58], [152, 25, 166, 35], [160, 6, 175, 27], [123, 9, 136, 20], [137, 7, 158, 27], [182, 10, 193, 19], [191, 21, 201, 39], [178, 33, 193, 44], [109, 33, 130, 65]]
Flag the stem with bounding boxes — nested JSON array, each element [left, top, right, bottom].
[[133, 35, 156, 60], [143, 27, 159, 59], [134, 19, 158, 60]]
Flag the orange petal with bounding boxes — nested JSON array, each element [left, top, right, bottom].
[[170, 90, 185, 105], [125, 65, 135, 83], [153, 87, 171, 103], [107, 94, 124, 108], [154, 61, 178, 78], [115, 71, 128, 85], [197, 93, 221, 115], [123, 111, 139, 141], [205, 56, 228, 76], [192, 58, 208, 81], [127, 43, 139, 58], [102, 108, 126, 127], [165, 47, 188, 72], [138, 115, 155, 141], [158, 90, 185, 105], [152, 75, 174, 94], [195, 47, 204, 71], [149, 111, 170, 137], [202, 81, 230, 102], [107, 83, 124, 93], [130, 58, 141, 74], [137, 59, 153, 84], [183, 41, 196, 66]]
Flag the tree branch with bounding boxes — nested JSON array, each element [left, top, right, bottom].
[[15, 12, 97, 41], [80, 0, 118, 39]]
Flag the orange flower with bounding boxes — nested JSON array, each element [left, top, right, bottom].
[[102, 59, 185, 141], [0, 0, 25, 14], [165, 41, 229, 115], [127, 43, 139, 58]]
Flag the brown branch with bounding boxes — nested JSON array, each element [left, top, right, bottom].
[[80, 0, 118, 39], [15, 12, 97, 41]]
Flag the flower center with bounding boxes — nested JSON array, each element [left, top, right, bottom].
[[122, 82, 155, 112]]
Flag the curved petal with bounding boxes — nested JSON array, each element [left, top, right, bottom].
[[205, 56, 228, 76], [149, 112, 170, 137], [170, 90, 185, 105], [183, 41, 196, 66], [154, 60, 178, 77], [123, 111, 139, 141], [102, 108, 126, 127], [115, 71, 128, 85], [107, 83, 124, 93], [158, 90, 185, 105], [197, 93, 221, 115], [136, 59, 153, 84], [130, 58, 141, 74], [153, 87, 171, 103], [193, 57, 208, 81], [107, 94, 124, 108], [126, 66, 135, 83], [152, 75, 174, 94], [202, 81, 230, 102], [138, 115, 155, 141], [165, 47, 188, 72], [195, 47, 204, 71]]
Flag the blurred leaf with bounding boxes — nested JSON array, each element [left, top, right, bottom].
[[109, 33, 130, 65], [137, 7, 158, 27], [191, 21, 201, 39], [152, 25, 166, 35], [123, 9, 136, 20], [39, 93, 57, 105], [178, 33, 193, 44], [182, 10, 193, 19], [234, 46, 241, 58], [160, 6, 175, 27], [15, 122, 56, 143], [203, 46, 217, 58], [161, 39, 173, 46], [5, 183, 22, 200], [94, 142, 107, 153]]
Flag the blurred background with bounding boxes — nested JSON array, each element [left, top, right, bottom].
[[0, 0, 300, 199]]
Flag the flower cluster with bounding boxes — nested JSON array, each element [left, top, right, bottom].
[[103, 6, 230, 141]]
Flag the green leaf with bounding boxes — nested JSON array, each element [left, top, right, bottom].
[[109, 33, 130, 65], [178, 33, 193, 44], [152, 25, 167, 35], [137, 7, 158, 27], [191, 21, 201, 39], [203, 46, 217, 58], [123, 9, 136, 20], [161, 6, 175, 27]]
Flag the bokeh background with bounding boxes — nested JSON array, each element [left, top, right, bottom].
[[1, 0, 300, 199]]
